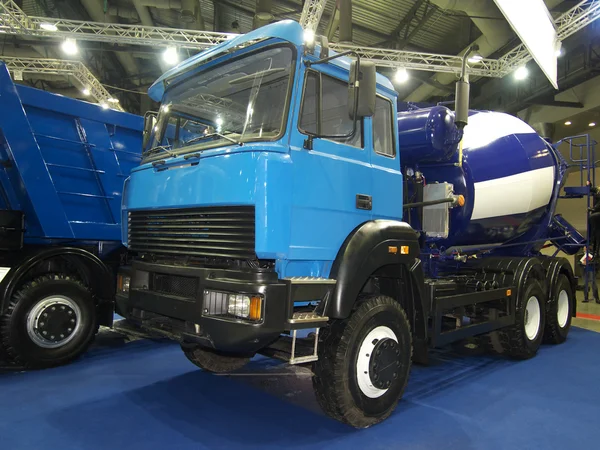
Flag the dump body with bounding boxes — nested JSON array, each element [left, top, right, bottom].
[[398, 107, 562, 251], [0, 64, 142, 244]]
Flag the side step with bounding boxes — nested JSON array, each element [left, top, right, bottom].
[[260, 329, 321, 365], [287, 311, 329, 329]]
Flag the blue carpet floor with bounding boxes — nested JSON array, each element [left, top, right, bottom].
[[1, 326, 599, 449]]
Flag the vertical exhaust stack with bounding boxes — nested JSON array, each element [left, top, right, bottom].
[[455, 44, 478, 130], [339, 0, 353, 44], [253, 0, 273, 29]]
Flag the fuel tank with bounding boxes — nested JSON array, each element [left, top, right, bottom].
[[397, 107, 559, 248]]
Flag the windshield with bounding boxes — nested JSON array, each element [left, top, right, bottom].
[[144, 45, 294, 160]]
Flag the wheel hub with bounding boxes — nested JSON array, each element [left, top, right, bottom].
[[356, 326, 399, 398], [368, 338, 400, 390], [27, 296, 81, 349]]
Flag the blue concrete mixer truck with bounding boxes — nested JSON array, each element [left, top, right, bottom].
[[115, 21, 585, 428], [0, 63, 142, 368]]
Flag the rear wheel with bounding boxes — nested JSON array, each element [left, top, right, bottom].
[[181, 344, 251, 373], [0, 274, 97, 369], [544, 274, 573, 344], [488, 278, 546, 360], [312, 295, 412, 428]]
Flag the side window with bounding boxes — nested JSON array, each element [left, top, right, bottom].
[[299, 72, 318, 134], [299, 71, 363, 148], [373, 96, 395, 157]]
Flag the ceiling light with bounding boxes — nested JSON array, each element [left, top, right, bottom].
[[303, 29, 315, 45], [107, 97, 119, 103], [162, 46, 179, 65], [40, 22, 58, 32], [590, 122, 596, 127], [100, 102, 109, 110], [513, 66, 528, 81], [468, 53, 483, 63], [556, 48, 563, 57], [216, 117, 223, 126], [82, 88, 90, 96], [61, 38, 78, 55], [394, 68, 409, 83], [564, 121, 572, 126]]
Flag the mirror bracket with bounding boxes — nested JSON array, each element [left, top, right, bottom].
[[303, 135, 314, 150]]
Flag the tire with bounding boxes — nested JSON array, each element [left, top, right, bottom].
[[312, 295, 412, 428], [544, 274, 573, 344], [0, 274, 98, 369], [181, 344, 251, 373], [488, 278, 546, 360]]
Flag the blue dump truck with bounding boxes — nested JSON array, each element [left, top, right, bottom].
[[115, 21, 585, 428], [0, 63, 142, 368]]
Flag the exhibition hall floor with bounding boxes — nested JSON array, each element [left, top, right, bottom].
[[1, 319, 599, 450]]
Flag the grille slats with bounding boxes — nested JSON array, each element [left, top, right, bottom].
[[129, 206, 256, 260]]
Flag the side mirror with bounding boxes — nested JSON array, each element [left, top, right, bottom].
[[142, 111, 158, 150], [348, 60, 376, 119]]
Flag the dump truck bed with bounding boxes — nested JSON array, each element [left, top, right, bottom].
[[0, 63, 142, 243]]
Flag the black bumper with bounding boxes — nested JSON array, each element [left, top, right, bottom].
[[116, 261, 289, 354]]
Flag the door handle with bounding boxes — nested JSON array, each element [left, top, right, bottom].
[[356, 194, 372, 211]]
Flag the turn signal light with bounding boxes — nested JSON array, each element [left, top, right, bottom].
[[249, 296, 262, 321]]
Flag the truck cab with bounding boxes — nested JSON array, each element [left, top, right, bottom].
[[117, 20, 576, 428]]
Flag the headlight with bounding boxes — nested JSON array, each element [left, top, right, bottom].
[[117, 274, 131, 294], [203, 290, 263, 322]]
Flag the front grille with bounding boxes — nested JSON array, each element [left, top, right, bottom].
[[151, 273, 198, 298], [128, 206, 256, 260]]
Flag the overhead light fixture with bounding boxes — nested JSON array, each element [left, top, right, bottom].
[[40, 22, 58, 32], [100, 102, 109, 110], [564, 121, 572, 126], [468, 53, 483, 64], [513, 66, 529, 81], [162, 46, 179, 65], [590, 122, 596, 127], [107, 97, 119, 104], [61, 38, 78, 55], [303, 29, 315, 45], [82, 88, 90, 96], [394, 68, 409, 83]]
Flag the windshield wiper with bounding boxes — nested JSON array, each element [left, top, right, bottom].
[[184, 132, 242, 147], [144, 145, 177, 158]]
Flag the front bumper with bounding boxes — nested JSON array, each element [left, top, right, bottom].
[[116, 261, 289, 353]]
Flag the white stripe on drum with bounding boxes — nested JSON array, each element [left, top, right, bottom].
[[462, 112, 538, 150], [471, 166, 554, 221]]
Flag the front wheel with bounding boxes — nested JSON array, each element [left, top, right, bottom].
[[312, 295, 412, 428], [0, 274, 98, 369]]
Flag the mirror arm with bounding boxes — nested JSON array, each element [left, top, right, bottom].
[[304, 50, 359, 68]]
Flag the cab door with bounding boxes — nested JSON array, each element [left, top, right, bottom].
[[286, 67, 373, 267], [370, 95, 402, 221]]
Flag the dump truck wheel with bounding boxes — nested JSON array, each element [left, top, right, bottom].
[[181, 344, 251, 373], [312, 295, 412, 428], [488, 278, 546, 360], [0, 274, 97, 369], [544, 274, 573, 344]]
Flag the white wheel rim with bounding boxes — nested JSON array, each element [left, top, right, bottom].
[[524, 296, 541, 341], [356, 326, 398, 399], [26, 295, 82, 349], [557, 290, 569, 328]]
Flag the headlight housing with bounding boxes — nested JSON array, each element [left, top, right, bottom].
[[203, 290, 263, 323], [117, 274, 131, 294]]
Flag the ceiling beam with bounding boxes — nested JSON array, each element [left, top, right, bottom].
[[396, 2, 436, 50], [531, 99, 585, 108]]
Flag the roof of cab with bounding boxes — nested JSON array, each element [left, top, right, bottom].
[[147, 20, 394, 101]]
